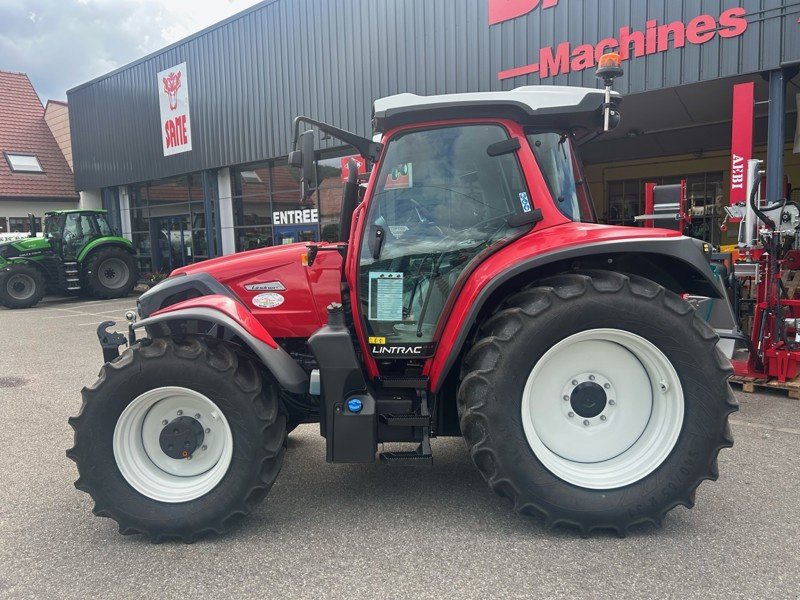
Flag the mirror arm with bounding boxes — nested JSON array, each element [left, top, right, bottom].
[[292, 116, 382, 162]]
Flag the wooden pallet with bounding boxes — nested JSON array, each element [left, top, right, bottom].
[[729, 375, 800, 399]]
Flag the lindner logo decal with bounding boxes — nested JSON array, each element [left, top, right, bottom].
[[244, 281, 286, 292], [491, 3, 748, 81], [157, 62, 193, 157], [488, 0, 558, 26]]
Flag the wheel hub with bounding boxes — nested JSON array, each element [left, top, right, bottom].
[[561, 372, 616, 426], [159, 416, 205, 459], [569, 381, 606, 418]]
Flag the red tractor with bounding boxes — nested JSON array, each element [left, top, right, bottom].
[[68, 57, 737, 540]]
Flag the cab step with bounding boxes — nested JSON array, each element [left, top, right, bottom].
[[379, 443, 433, 466], [64, 262, 81, 290], [379, 413, 430, 427]]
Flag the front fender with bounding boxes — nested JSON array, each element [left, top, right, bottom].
[[134, 294, 308, 394]]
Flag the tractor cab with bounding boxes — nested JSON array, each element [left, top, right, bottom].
[[43, 210, 117, 261], [286, 85, 622, 383]]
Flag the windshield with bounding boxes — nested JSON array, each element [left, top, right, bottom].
[[359, 124, 530, 347], [527, 132, 595, 223]]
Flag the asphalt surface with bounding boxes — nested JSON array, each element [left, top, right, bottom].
[[0, 294, 799, 599]]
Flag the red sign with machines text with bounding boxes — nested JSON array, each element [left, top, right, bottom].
[[158, 62, 193, 156], [490, 2, 749, 81]]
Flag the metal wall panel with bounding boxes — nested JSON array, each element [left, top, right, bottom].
[[69, 0, 800, 190]]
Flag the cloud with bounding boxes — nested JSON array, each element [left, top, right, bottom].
[[0, 0, 263, 102]]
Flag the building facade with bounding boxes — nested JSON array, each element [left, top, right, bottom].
[[67, 0, 800, 272]]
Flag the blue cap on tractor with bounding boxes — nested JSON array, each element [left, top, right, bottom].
[[347, 398, 363, 414]]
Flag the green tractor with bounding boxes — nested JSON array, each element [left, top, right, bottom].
[[0, 210, 138, 309]]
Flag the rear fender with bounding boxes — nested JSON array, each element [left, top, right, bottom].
[[77, 237, 135, 263], [427, 235, 736, 392], [133, 294, 309, 394]]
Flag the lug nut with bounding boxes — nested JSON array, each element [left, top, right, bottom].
[[568, 412, 574, 418], [201, 445, 207, 451], [589, 375, 596, 381], [177, 410, 183, 416], [600, 415, 607, 421], [609, 400, 615, 406], [161, 419, 168, 426], [571, 380, 578, 386], [563, 395, 569, 401], [604, 383, 611, 389], [205, 428, 211, 434], [194, 413, 201, 419], [583, 420, 590, 426]]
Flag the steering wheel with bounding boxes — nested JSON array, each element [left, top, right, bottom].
[[384, 194, 444, 239]]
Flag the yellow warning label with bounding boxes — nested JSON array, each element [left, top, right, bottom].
[[369, 336, 386, 345]]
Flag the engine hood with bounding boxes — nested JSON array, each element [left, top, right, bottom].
[[169, 242, 344, 339]]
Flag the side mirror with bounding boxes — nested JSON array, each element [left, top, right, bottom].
[[289, 130, 317, 201]]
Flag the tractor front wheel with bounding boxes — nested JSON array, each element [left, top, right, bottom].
[[0, 263, 46, 309], [458, 270, 737, 535], [83, 247, 138, 299], [67, 336, 287, 541]]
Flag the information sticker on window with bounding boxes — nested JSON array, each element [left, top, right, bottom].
[[384, 163, 413, 190], [368, 272, 404, 321]]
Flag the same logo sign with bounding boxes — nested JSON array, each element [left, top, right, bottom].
[[157, 62, 193, 157]]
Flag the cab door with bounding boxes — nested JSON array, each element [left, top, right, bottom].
[[355, 123, 532, 367], [63, 213, 99, 260]]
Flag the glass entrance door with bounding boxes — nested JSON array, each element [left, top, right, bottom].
[[157, 214, 192, 271]]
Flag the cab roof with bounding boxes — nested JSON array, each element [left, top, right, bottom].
[[372, 86, 621, 135]]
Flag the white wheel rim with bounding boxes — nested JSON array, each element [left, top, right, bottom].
[[521, 328, 684, 490], [113, 386, 233, 503]]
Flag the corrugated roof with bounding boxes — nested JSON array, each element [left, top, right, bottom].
[[0, 71, 78, 200]]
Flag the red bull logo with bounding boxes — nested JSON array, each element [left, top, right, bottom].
[[162, 71, 182, 110], [488, 0, 558, 26]]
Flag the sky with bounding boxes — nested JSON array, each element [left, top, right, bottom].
[[0, 0, 265, 102]]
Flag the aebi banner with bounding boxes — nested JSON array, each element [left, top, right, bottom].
[[729, 82, 754, 206], [158, 62, 193, 157]]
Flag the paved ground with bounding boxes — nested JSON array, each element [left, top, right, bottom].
[[0, 294, 799, 599]]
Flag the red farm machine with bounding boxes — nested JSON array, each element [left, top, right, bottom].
[[67, 55, 737, 541]]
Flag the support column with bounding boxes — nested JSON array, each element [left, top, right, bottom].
[[118, 186, 133, 241], [217, 167, 236, 255], [766, 69, 786, 202]]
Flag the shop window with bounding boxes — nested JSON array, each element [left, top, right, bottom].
[[231, 150, 353, 252], [128, 173, 212, 274]]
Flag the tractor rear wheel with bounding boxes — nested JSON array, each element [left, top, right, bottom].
[[458, 270, 737, 535], [0, 263, 46, 309], [83, 246, 138, 299], [67, 336, 287, 542]]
